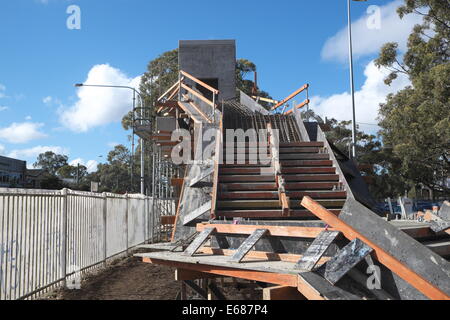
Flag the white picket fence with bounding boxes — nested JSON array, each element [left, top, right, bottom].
[[0, 188, 162, 300]]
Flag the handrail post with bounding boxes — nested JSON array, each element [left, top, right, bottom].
[[212, 93, 216, 122], [178, 71, 182, 101]]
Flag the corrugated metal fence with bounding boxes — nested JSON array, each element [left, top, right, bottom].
[[0, 188, 165, 300]]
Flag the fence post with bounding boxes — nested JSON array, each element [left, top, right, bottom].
[[61, 188, 68, 287], [125, 193, 129, 255], [103, 192, 107, 267], [144, 196, 148, 244]]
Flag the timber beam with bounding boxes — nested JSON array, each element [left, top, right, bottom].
[[142, 257, 298, 287], [197, 223, 335, 238], [301, 196, 450, 300]]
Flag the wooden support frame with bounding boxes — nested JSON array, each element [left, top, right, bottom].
[[175, 268, 224, 281], [158, 79, 182, 102], [263, 286, 306, 300], [180, 70, 220, 95], [284, 99, 310, 115], [198, 247, 331, 265], [301, 196, 450, 300], [181, 83, 215, 108], [142, 257, 298, 287], [231, 229, 268, 263], [197, 223, 334, 238]]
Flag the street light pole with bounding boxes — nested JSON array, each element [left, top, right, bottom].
[[74, 83, 146, 194], [348, 0, 357, 159], [347, 0, 366, 159]]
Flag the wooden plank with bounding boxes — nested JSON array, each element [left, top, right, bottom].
[[297, 272, 361, 300], [217, 199, 344, 209], [301, 196, 450, 300], [197, 223, 333, 238], [158, 79, 181, 101], [279, 142, 324, 147], [323, 238, 373, 285], [198, 247, 331, 265], [180, 70, 219, 94], [183, 227, 216, 256], [263, 286, 306, 300], [183, 201, 212, 225], [282, 168, 336, 174], [295, 230, 340, 271], [280, 154, 329, 160], [279, 147, 320, 154], [271, 84, 309, 111], [142, 257, 298, 287], [284, 175, 340, 182], [284, 99, 310, 115], [231, 229, 268, 263], [215, 209, 341, 218], [281, 160, 332, 166], [181, 83, 215, 108]]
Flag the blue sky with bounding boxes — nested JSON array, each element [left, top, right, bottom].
[[0, 0, 419, 170]]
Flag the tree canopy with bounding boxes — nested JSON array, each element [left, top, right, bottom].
[[375, 0, 449, 195], [33, 151, 68, 175]]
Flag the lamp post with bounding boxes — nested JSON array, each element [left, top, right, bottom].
[[74, 83, 146, 194], [347, 0, 367, 159]]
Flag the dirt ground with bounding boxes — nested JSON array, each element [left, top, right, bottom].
[[40, 248, 263, 301], [43, 253, 180, 300]]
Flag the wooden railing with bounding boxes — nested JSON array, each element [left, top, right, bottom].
[[271, 84, 309, 112], [267, 124, 290, 216], [156, 70, 220, 124], [284, 99, 310, 115]]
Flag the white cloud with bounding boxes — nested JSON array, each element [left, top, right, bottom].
[[0, 122, 48, 144], [59, 64, 141, 132], [0, 106, 8, 112], [0, 84, 6, 98], [43, 96, 62, 107], [321, 0, 423, 62], [69, 158, 98, 173], [309, 60, 410, 134], [25, 115, 32, 120], [8, 145, 69, 160], [0, 144, 5, 155], [43, 96, 52, 105]]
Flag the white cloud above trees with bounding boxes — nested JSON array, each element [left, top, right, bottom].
[[321, 0, 422, 62], [59, 64, 141, 132]]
